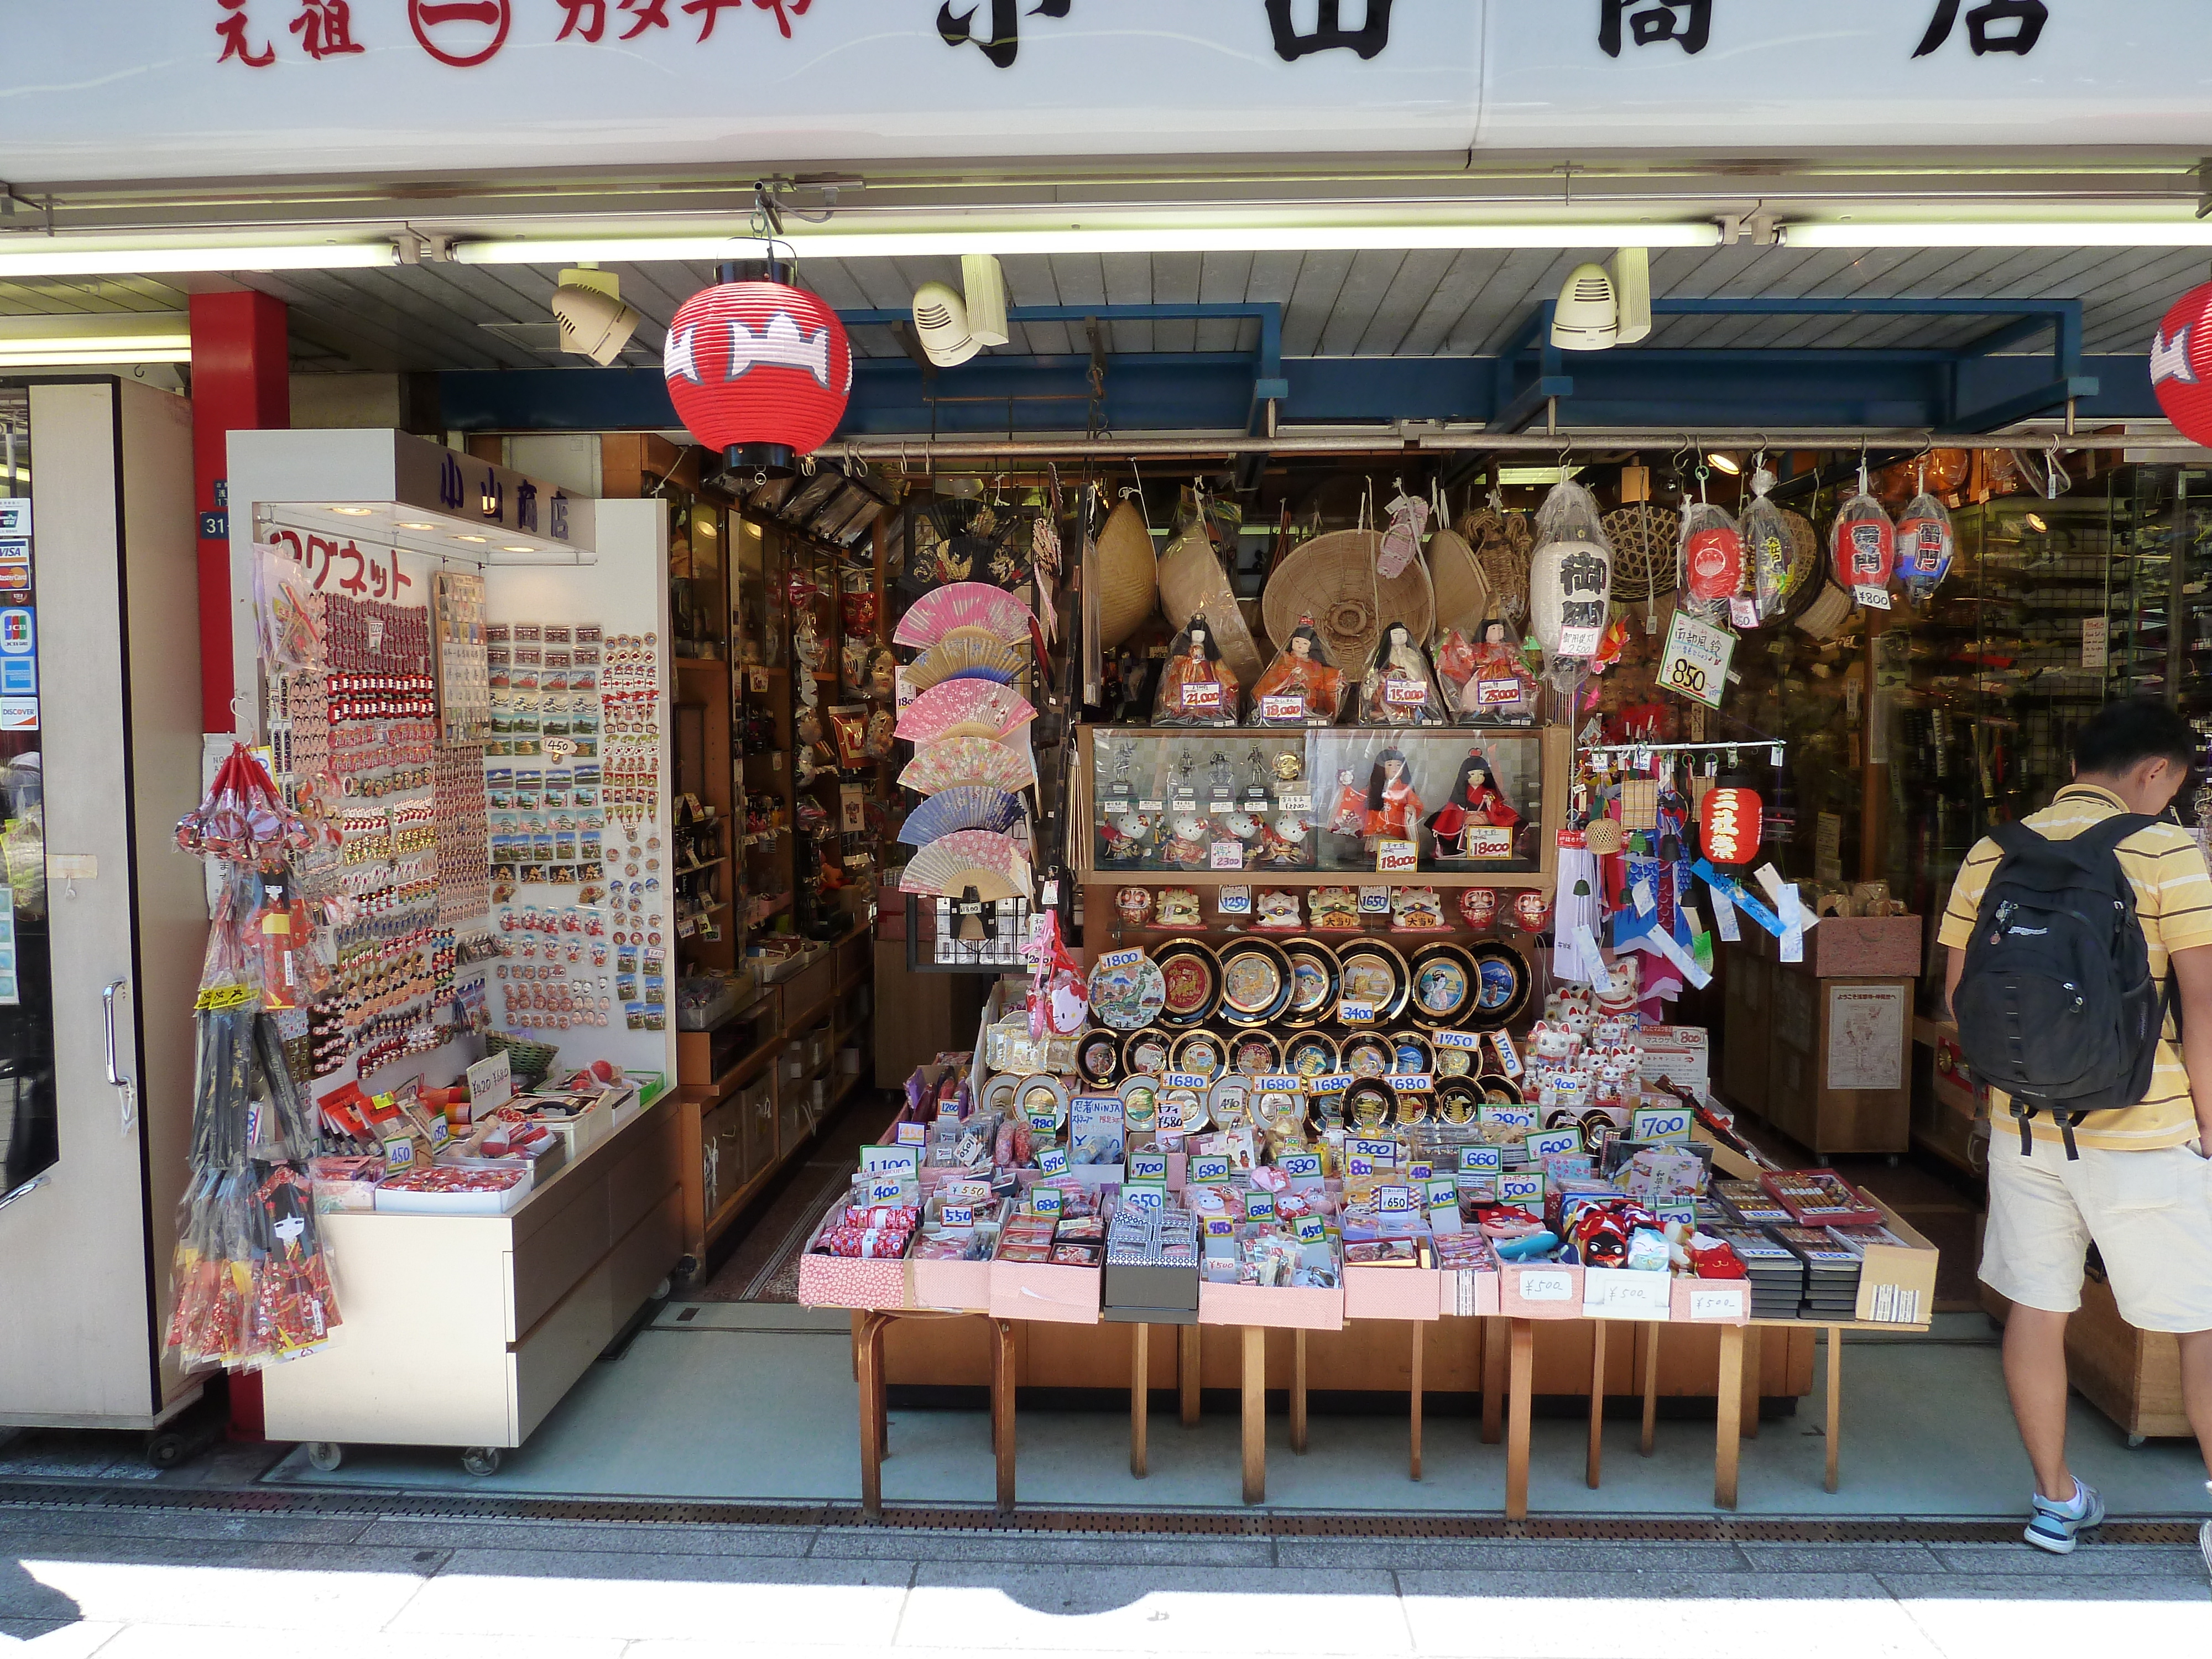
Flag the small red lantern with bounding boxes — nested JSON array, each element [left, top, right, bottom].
[[663, 269, 852, 477], [1700, 787, 1761, 865], [1830, 504, 1895, 594], [2152, 281, 2212, 446]]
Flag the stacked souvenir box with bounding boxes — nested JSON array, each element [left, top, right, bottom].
[[1710, 1225, 1806, 1319]]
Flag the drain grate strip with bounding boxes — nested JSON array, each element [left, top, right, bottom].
[[0, 1482, 2199, 1546]]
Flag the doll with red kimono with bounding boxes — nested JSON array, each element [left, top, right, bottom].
[[1428, 749, 1521, 859], [1361, 748, 1424, 847]]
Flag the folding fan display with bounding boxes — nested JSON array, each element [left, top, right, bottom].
[[898, 734, 1036, 795], [898, 829, 1033, 900], [895, 679, 1037, 743], [906, 634, 1024, 690], [893, 581, 1035, 648], [898, 786, 1025, 846]]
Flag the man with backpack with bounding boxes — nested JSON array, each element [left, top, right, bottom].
[[1940, 698, 2212, 1566]]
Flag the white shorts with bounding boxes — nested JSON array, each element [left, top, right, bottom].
[[1979, 1135, 2212, 1333]]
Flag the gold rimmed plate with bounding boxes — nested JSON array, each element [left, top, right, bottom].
[[1228, 1029, 1282, 1076], [1335, 938, 1411, 1024], [1120, 1027, 1172, 1079], [1280, 939, 1339, 1028], [1155, 940, 1221, 1029], [1283, 1031, 1339, 1080], [1468, 941, 1532, 1030], [1406, 941, 1479, 1028], [1341, 1032, 1393, 1081], [1386, 1029, 1436, 1077], [1217, 937, 1295, 1026], [1076, 1029, 1123, 1088], [1170, 1027, 1227, 1081]]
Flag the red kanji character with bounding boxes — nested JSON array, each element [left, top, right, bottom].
[[752, 0, 810, 38], [555, 0, 605, 39], [617, 0, 669, 38], [389, 564, 415, 596], [216, 0, 277, 66], [291, 0, 365, 57], [337, 543, 368, 596], [369, 555, 390, 601], [303, 535, 337, 590]]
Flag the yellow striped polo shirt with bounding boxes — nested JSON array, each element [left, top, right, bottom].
[[1937, 784, 2212, 1151]]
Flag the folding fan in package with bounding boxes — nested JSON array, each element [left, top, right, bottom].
[[895, 679, 1037, 743], [898, 734, 1036, 795], [899, 830, 1034, 901], [905, 634, 1024, 691], [893, 580, 1035, 648], [898, 786, 1025, 845]]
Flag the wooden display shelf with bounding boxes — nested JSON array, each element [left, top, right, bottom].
[[1084, 869, 1551, 889]]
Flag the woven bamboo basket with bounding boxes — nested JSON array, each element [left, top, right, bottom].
[[1261, 529, 1434, 671], [1427, 525, 1492, 637], [1157, 526, 1266, 687], [1095, 499, 1157, 649], [1601, 503, 1680, 630], [1778, 508, 1822, 620]]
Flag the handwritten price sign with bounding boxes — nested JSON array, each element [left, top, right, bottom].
[[1658, 609, 1735, 711]]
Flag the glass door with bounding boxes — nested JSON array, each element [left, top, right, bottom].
[[0, 391, 53, 1202]]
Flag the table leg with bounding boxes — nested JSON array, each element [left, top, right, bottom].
[[990, 1317, 1016, 1515], [1480, 1316, 1506, 1445], [849, 1311, 863, 1381], [1825, 1326, 1843, 1495], [1714, 1322, 1744, 1511], [1291, 1328, 1309, 1454], [1505, 1318, 1534, 1521], [1130, 1323, 1151, 1478], [1241, 1325, 1266, 1505], [857, 1311, 888, 1519], [1739, 1324, 1761, 1441], [1410, 1322, 1425, 1481], [1640, 1323, 1661, 1458], [1586, 1320, 1608, 1490], [1179, 1323, 1202, 1427]]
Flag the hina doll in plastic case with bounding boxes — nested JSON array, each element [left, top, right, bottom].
[[1154, 617, 1241, 727], [1454, 618, 1539, 727], [1358, 622, 1446, 726], [1246, 615, 1344, 726]]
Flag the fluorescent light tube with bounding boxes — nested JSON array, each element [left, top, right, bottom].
[[0, 242, 394, 279], [1785, 220, 2212, 248]]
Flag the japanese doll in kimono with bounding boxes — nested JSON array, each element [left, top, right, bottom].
[[1154, 618, 1240, 726], [1361, 748, 1425, 847], [1428, 750, 1521, 860], [1248, 616, 1344, 724]]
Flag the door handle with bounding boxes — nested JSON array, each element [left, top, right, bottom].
[[102, 977, 136, 1135]]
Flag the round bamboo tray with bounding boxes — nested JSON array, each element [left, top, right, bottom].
[[1427, 525, 1491, 637], [1157, 525, 1265, 687], [1261, 528, 1435, 670]]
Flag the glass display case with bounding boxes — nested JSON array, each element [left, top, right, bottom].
[[1076, 725, 1566, 882]]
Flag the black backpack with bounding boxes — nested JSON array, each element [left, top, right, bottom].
[[1952, 814, 2174, 1159]]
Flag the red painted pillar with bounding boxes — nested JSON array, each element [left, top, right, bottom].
[[190, 291, 289, 735]]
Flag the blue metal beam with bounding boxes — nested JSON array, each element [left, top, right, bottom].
[[439, 351, 2157, 438]]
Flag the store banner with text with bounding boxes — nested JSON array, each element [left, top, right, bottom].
[[6, 3, 2209, 185]]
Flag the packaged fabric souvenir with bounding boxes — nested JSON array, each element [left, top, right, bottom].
[[1358, 621, 1446, 725], [1528, 480, 1614, 663], [1740, 483, 1793, 624], [1676, 500, 1743, 620], [1830, 489, 1896, 609], [1248, 615, 1345, 726], [1894, 491, 1955, 599], [1154, 614, 1241, 727]]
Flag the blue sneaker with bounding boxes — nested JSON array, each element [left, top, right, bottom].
[[2024, 1479, 2104, 1554]]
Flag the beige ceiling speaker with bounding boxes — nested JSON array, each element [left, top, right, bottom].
[[911, 281, 982, 368], [1261, 528, 1434, 671], [552, 267, 641, 366], [1548, 248, 1651, 351], [1094, 498, 1158, 650], [1158, 524, 1265, 688], [961, 253, 1011, 347]]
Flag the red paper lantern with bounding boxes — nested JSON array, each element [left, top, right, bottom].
[[1683, 524, 1743, 603], [1700, 787, 1761, 865], [663, 276, 852, 476], [1830, 510, 1895, 593], [2152, 281, 2212, 446]]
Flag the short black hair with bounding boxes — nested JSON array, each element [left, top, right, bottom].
[[2073, 698, 2199, 776]]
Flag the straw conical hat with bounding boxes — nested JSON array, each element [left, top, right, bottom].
[[1427, 525, 1491, 637], [1158, 526, 1265, 687], [1261, 529, 1434, 671], [1096, 499, 1157, 650]]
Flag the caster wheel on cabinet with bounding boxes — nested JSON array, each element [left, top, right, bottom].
[[462, 1446, 503, 1477], [306, 1442, 345, 1472]]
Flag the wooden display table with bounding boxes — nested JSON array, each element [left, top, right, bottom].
[[852, 1308, 1015, 1518]]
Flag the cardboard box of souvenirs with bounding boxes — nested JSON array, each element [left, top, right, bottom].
[[1197, 1279, 1346, 1332], [988, 1260, 1102, 1325], [1102, 1260, 1201, 1326], [1439, 1266, 1503, 1318], [1853, 1197, 1940, 1327], [370, 1159, 534, 1216], [907, 1254, 994, 1314], [1497, 1260, 1584, 1320], [796, 1199, 913, 1312], [1343, 1260, 1443, 1322], [1671, 1276, 1751, 1325]]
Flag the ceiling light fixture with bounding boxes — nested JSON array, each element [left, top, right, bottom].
[[500, 545, 534, 553], [455, 534, 488, 543], [329, 505, 373, 515], [0, 313, 192, 365], [395, 521, 436, 530], [2023, 512, 2048, 533], [1706, 452, 1743, 475]]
